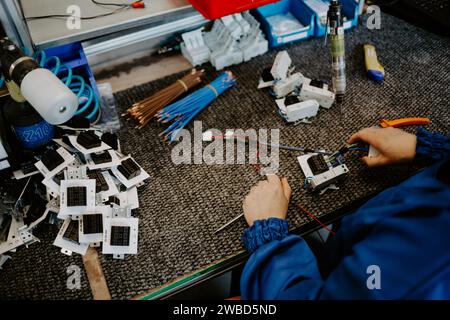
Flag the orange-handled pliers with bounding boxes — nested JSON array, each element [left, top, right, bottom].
[[379, 117, 430, 128]]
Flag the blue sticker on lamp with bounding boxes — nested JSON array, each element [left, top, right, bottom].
[[14, 120, 55, 149]]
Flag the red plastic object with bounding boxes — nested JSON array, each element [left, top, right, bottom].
[[188, 0, 280, 20], [131, 1, 146, 8]]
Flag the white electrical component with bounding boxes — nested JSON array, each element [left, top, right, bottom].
[[257, 51, 303, 97], [53, 218, 89, 256], [233, 13, 251, 34], [59, 179, 96, 218], [102, 217, 139, 259], [0, 216, 39, 255], [182, 12, 268, 70], [110, 156, 150, 189], [78, 205, 111, 244], [1, 129, 149, 262], [42, 176, 61, 197], [299, 78, 336, 109], [272, 72, 304, 98], [34, 147, 76, 180], [180, 27, 211, 66], [276, 97, 319, 123], [221, 15, 242, 39], [84, 149, 122, 170], [114, 187, 140, 210], [67, 134, 111, 155], [271, 51, 292, 80], [65, 164, 88, 180], [239, 12, 269, 62], [209, 36, 243, 71], [298, 153, 349, 192]]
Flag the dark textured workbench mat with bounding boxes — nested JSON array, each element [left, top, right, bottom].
[[1, 13, 449, 300]]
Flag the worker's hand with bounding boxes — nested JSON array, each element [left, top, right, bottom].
[[243, 175, 292, 227], [348, 127, 417, 167]]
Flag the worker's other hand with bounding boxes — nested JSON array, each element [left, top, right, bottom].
[[243, 175, 292, 227], [348, 127, 417, 167]]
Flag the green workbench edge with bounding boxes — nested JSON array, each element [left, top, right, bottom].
[[139, 251, 248, 300]]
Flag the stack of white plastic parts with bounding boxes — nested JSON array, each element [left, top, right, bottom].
[[0, 129, 149, 262], [181, 11, 268, 70], [258, 51, 336, 123]]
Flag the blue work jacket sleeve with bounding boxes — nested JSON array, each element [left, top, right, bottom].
[[415, 128, 450, 162], [240, 219, 324, 300]]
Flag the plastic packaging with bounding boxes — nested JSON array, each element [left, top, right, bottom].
[[96, 83, 121, 133]]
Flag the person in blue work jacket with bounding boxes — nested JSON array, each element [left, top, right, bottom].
[[240, 127, 450, 300]]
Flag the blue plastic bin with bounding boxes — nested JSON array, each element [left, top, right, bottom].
[[302, 0, 360, 37], [253, 0, 315, 47], [44, 42, 99, 98]]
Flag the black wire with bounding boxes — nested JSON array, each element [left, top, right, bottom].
[[91, 0, 138, 8], [24, 1, 144, 21], [25, 9, 126, 21]]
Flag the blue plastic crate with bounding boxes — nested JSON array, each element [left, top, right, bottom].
[[253, 0, 315, 47], [41, 42, 101, 122], [44, 42, 99, 98], [302, 0, 360, 37]]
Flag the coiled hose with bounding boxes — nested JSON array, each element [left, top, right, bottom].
[[33, 51, 101, 123]]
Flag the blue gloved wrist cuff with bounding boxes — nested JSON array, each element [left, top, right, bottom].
[[415, 128, 450, 162], [242, 218, 289, 253]]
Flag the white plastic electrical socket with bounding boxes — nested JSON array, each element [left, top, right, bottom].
[[271, 51, 292, 80], [299, 78, 336, 109], [276, 98, 319, 123]]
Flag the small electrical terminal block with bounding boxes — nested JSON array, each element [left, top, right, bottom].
[[77, 131, 102, 150], [118, 158, 141, 180], [63, 220, 80, 244], [298, 153, 349, 192], [258, 50, 304, 98], [87, 171, 108, 193], [259, 51, 336, 123], [271, 50, 292, 80], [276, 96, 319, 123], [41, 150, 65, 172], [101, 132, 119, 150], [299, 78, 335, 109], [181, 12, 268, 70], [91, 151, 112, 165]]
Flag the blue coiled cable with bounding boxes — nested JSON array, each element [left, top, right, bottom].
[[33, 51, 100, 122]]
